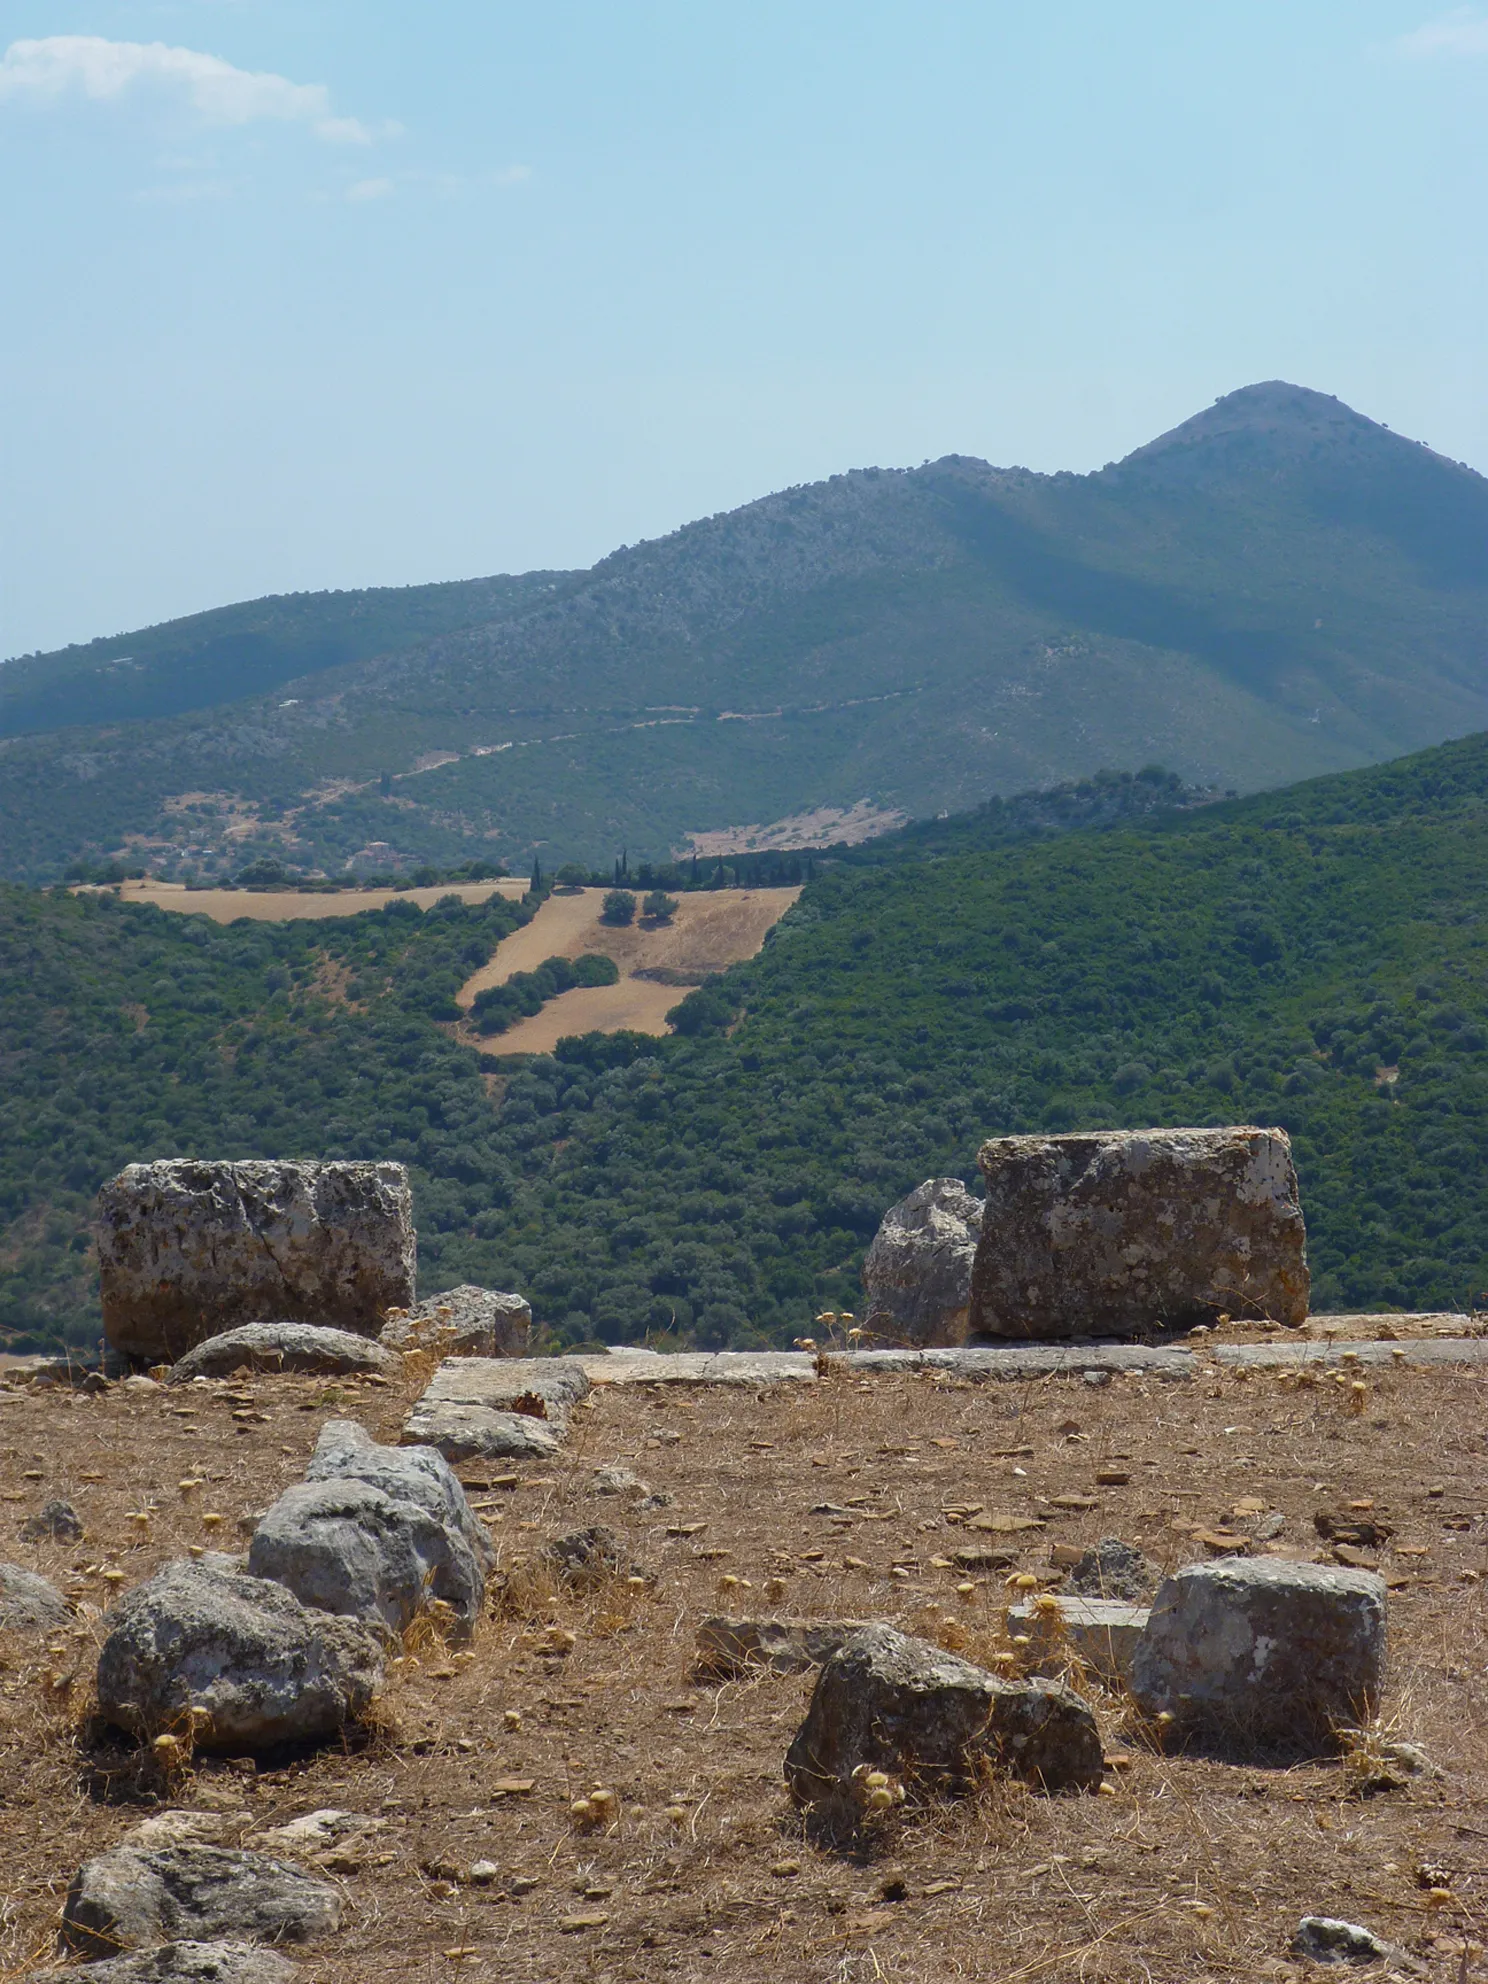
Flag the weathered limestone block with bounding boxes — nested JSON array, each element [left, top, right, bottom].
[[304, 1420, 495, 1578], [861, 1178, 984, 1347], [785, 1624, 1104, 1811], [1005, 1597, 1150, 1684], [970, 1127, 1309, 1338], [247, 1478, 487, 1641], [381, 1285, 531, 1357], [97, 1160, 416, 1359], [169, 1323, 402, 1384], [412, 1356, 592, 1424], [1128, 1558, 1385, 1751], [695, 1616, 865, 1678], [61, 1844, 339, 1957], [0, 1562, 70, 1631], [95, 1559, 384, 1751], [400, 1399, 563, 1463]]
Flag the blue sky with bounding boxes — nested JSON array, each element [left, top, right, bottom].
[[1, 1, 1485, 656]]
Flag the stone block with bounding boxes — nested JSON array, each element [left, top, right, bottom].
[[785, 1623, 1104, 1812], [400, 1399, 563, 1462], [0, 1562, 70, 1631], [861, 1178, 983, 1347], [97, 1160, 415, 1359], [970, 1127, 1308, 1338], [1005, 1596, 1150, 1684], [1128, 1558, 1385, 1751], [695, 1616, 865, 1678], [36, 1943, 301, 1983], [381, 1285, 531, 1357]]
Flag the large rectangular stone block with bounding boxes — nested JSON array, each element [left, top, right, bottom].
[[97, 1160, 415, 1359], [969, 1127, 1308, 1339]]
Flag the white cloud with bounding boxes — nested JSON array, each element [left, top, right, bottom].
[[1396, 8, 1488, 54], [346, 176, 393, 202], [0, 35, 381, 142]]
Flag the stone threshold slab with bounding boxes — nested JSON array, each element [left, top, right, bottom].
[[1211, 1337, 1488, 1369]]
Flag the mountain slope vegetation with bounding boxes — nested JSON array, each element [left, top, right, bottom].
[[2, 382, 1484, 884], [7, 733, 1488, 1351]]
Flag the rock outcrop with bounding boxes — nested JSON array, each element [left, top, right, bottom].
[[381, 1285, 531, 1357], [95, 1559, 384, 1751], [96, 1160, 415, 1359], [169, 1323, 402, 1384], [61, 1844, 339, 1958], [969, 1127, 1309, 1338], [785, 1624, 1104, 1812], [1128, 1558, 1386, 1751], [861, 1178, 984, 1346]]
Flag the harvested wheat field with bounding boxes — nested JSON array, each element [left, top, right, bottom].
[[455, 887, 800, 1053], [91, 881, 528, 923], [0, 1343, 1484, 1983]]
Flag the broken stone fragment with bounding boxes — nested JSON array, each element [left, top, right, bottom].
[[1291, 1916, 1391, 1965], [247, 1475, 488, 1642], [169, 1323, 402, 1384], [1063, 1538, 1160, 1603], [785, 1623, 1104, 1813], [1128, 1558, 1386, 1753], [381, 1285, 531, 1357], [60, 1843, 340, 1957], [541, 1526, 643, 1591], [95, 1558, 384, 1751], [96, 1159, 415, 1359], [0, 1561, 70, 1631], [20, 1498, 84, 1543], [31, 1942, 301, 1982], [970, 1127, 1309, 1339], [861, 1178, 984, 1347], [1005, 1597, 1150, 1684], [400, 1399, 563, 1463], [694, 1616, 866, 1678]]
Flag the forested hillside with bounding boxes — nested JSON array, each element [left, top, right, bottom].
[[0, 573, 563, 738], [2, 382, 1485, 884], [5, 733, 1488, 1352]]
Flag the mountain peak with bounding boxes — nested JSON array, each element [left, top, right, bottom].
[[1113, 381, 1390, 480]]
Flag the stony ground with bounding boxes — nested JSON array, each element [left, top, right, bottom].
[[0, 1343, 1484, 1982]]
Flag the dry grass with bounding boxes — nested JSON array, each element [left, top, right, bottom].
[[0, 1354, 1485, 1981]]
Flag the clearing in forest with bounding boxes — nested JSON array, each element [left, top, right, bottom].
[[94, 879, 527, 922], [456, 885, 801, 1053]]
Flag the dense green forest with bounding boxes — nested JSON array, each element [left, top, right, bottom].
[[6, 732, 1488, 1351]]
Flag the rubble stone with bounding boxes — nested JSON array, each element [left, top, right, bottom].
[[95, 1559, 383, 1751], [61, 1844, 339, 1957], [381, 1285, 531, 1357], [96, 1159, 415, 1359], [1005, 1597, 1149, 1684], [785, 1624, 1104, 1810], [36, 1942, 300, 1982], [400, 1399, 562, 1463], [169, 1323, 401, 1384], [247, 1476, 487, 1641], [1291, 1917, 1391, 1965], [0, 1561, 70, 1631], [970, 1127, 1309, 1338], [1128, 1558, 1386, 1751], [304, 1420, 495, 1578], [695, 1616, 864, 1678], [861, 1178, 984, 1347], [19, 1498, 84, 1543]]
